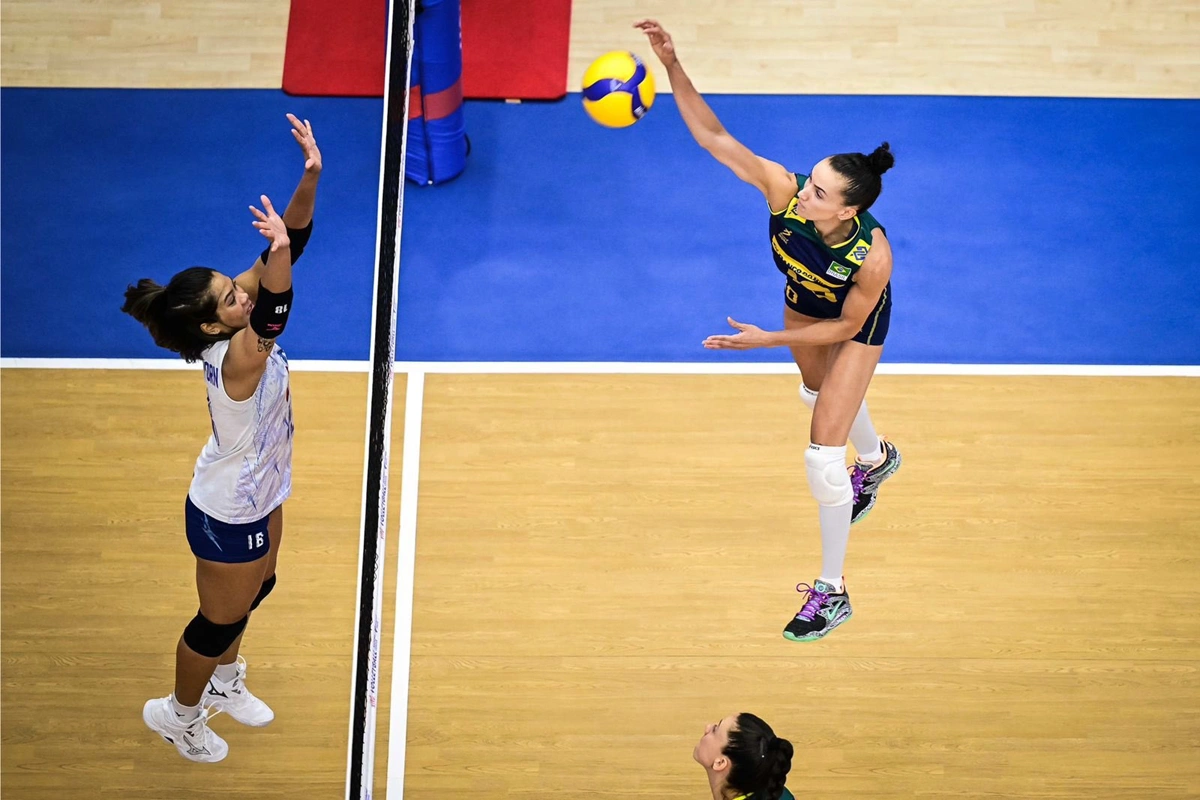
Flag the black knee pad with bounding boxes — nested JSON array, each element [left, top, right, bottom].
[[183, 611, 248, 658], [250, 574, 277, 612]]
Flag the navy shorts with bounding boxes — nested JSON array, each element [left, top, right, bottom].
[[185, 496, 270, 563], [784, 280, 892, 346], [852, 283, 891, 346]]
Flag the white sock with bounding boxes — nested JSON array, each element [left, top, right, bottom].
[[817, 501, 852, 593], [170, 692, 202, 723], [213, 661, 238, 682], [850, 400, 883, 464]]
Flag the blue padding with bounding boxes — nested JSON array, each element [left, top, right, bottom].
[[406, 0, 467, 185], [2, 89, 1197, 365]]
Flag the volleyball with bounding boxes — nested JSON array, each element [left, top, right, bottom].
[[581, 51, 656, 128]]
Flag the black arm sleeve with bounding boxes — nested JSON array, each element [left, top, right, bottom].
[[249, 285, 294, 339], [259, 219, 313, 266]]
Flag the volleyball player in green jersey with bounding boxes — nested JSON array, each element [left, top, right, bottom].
[[638, 20, 902, 642], [694, 713, 795, 800]]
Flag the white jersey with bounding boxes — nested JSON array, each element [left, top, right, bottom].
[[188, 339, 293, 524]]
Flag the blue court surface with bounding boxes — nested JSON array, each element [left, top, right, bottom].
[[2, 88, 1198, 364]]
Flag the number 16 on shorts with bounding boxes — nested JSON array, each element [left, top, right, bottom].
[[248, 532, 265, 550]]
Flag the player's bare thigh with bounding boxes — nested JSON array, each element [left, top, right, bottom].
[[810, 339, 884, 446], [784, 305, 834, 390], [264, 504, 283, 579]]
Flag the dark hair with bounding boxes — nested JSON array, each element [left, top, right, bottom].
[[121, 266, 227, 362], [724, 713, 794, 800], [828, 141, 894, 213]]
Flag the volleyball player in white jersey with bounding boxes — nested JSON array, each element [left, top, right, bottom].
[[122, 114, 320, 762]]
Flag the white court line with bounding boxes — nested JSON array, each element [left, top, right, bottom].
[[2, 357, 1198, 377], [385, 371, 425, 800]]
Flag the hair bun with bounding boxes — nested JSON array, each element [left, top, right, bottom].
[[866, 142, 894, 176]]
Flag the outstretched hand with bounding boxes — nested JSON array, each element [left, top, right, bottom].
[[634, 19, 677, 67], [287, 113, 321, 174], [250, 195, 290, 252], [703, 318, 774, 350]]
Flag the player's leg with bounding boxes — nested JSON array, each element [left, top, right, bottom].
[[143, 500, 271, 761], [789, 305, 890, 481], [784, 339, 882, 642], [788, 306, 886, 467], [784, 307, 831, 399], [205, 504, 284, 726], [143, 554, 264, 762], [842, 294, 901, 524]]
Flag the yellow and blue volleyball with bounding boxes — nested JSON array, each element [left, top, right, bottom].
[[581, 51, 656, 128]]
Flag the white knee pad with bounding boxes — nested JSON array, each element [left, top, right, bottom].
[[799, 383, 819, 411], [805, 444, 852, 506]]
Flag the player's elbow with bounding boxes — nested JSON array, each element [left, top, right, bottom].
[[833, 317, 864, 343]]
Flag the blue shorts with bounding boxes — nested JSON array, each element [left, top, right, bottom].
[[184, 496, 270, 564]]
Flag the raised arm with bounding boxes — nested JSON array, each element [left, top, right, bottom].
[[636, 19, 797, 210], [222, 196, 293, 399], [235, 114, 321, 298]]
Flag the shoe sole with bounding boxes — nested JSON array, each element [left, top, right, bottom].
[[143, 701, 228, 763], [782, 607, 853, 642]]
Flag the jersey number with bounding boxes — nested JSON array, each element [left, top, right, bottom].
[[248, 532, 265, 550], [787, 282, 836, 305]]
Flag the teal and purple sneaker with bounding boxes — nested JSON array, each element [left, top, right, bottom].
[[782, 579, 852, 642], [850, 436, 902, 525]]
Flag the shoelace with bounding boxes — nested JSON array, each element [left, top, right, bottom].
[[849, 466, 867, 503], [183, 706, 223, 741], [794, 583, 829, 622]]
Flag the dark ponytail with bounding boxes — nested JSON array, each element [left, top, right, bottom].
[[761, 736, 794, 800], [828, 141, 894, 213], [724, 713, 794, 800], [121, 266, 225, 362]]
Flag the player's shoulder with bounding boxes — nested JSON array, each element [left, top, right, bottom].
[[858, 209, 885, 235]]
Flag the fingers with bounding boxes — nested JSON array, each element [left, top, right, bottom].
[[250, 195, 281, 223], [287, 113, 315, 140]]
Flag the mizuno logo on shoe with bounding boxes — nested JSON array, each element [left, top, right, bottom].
[[207, 686, 228, 698]]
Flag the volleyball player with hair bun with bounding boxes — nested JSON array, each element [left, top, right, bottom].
[[694, 713, 796, 800], [122, 113, 320, 762], [638, 20, 902, 641]]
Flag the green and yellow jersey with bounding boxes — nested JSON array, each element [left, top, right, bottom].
[[731, 788, 796, 800], [769, 173, 886, 320]]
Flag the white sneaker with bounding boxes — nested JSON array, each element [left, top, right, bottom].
[[142, 696, 229, 763], [203, 655, 274, 727]]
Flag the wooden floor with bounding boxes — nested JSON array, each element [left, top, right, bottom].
[[3, 369, 1199, 798], [2, 0, 1198, 96]]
